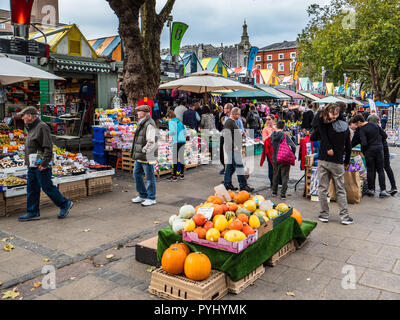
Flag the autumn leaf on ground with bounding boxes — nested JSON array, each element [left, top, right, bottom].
[[43, 258, 50, 262], [322, 242, 329, 246], [83, 229, 91, 232], [146, 266, 156, 272], [33, 282, 42, 288], [0, 282, 3, 286], [153, 221, 160, 225], [106, 254, 114, 259], [1, 238, 9, 242], [3, 244, 15, 252], [286, 291, 296, 297], [2, 288, 20, 299]]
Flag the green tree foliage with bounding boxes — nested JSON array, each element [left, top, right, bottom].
[[297, 0, 400, 102]]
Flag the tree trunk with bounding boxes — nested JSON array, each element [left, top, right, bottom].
[[107, 0, 175, 106]]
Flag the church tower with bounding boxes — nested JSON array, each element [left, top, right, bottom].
[[238, 19, 251, 68]]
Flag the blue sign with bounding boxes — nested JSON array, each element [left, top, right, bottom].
[[247, 47, 259, 72]]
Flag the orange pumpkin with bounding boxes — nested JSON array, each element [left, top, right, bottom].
[[227, 202, 238, 212], [211, 204, 224, 217], [291, 208, 303, 226], [207, 196, 223, 205], [220, 204, 229, 214], [235, 191, 250, 204], [228, 191, 237, 199], [228, 219, 243, 231], [184, 252, 212, 281], [169, 242, 190, 256], [236, 213, 249, 224], [203, 221, 214, 231], [161, 247, 187, 275], [220, 229, 229, 238], [194, 227, 207, 239], [193, 213, 206, 226], [241, 223, 255, 237]]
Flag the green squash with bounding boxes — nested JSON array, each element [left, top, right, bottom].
[[225, 211, 236, 221]]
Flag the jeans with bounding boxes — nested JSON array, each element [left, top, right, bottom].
[[224, 151, 247, 189], [172, 142, 185, 177], [317, 160, 349, 219], [267, 157, 273, 187], [365, 147, 386, 191], [383, 146, 396, 190], [133, 160, 156, 200], [27, 168, 69, 215], [272, 161, 290, 196]]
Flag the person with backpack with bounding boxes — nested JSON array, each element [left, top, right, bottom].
[[270, 120, 296, 200], [166, 110, 187, 182], [246, 105, 262, 139]]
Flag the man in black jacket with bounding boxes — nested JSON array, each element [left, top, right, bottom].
[[350, 115, 391, 198]]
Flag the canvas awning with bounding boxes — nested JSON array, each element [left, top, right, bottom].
[[275, 88, 304, 100], [298, 92, 320, 101], [222, 89, 276, 99], [54, 58, 112, 73], [257, 85, 290, 100]]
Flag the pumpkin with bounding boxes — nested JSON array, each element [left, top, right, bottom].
[[254, 209, 267, 218], [184, 252, 211, 281], [207, 196, 223, 205], [214, 216, 228, 232], [172, 218, 187, 234], [169, 214, 178, 226], [241, 223, 255, 236], [161, 247, 187, 275], [251, 195, 265, 207], [243, 200, 257, 213], [291, 208, 303, 226], [228, 219, 243, 231], [203, 221, 214, 231], [226, 202, 238, 212], [235, 190, 250, 204], [220, 229, 229, 238], [235, 207, 252, 217], [249, 215, 260, 228], [275, 203, 290, 214], [206, 228, 220, 242], [193, 213, 206, 226], [228, 191, 237, 198], [212, 214, 224, 225], [179, 205, 196, 219], [257, 215, 266, 225], [267, 208, 279, 219], [224, 230, 246, 242], [225, 211, 236, 221], [184, 219, 196, 232], [194, 227, 207, 239], [211, 204, 224, 217], [220, 204, 229, 214], [170, 242, 190, 255], [259, 200, 274, 212], [236, 213, 249, 224]]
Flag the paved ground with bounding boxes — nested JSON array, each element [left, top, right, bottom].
[[1, 149, 400, 300]]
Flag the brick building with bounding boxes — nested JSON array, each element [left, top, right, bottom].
[[254, 40, 298, 78]]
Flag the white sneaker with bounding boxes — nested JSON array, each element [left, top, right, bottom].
[[141, 199, 157, 206], [131, 196, 146, 203]]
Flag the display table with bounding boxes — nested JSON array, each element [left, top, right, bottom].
[[157, 217, 317, 282]]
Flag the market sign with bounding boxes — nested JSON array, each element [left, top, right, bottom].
[[170, 22, 188, 56], [0, 38, 49, 58]]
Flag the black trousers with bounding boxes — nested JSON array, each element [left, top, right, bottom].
[[172, 142, 185, 177], [219, 136, 225, 167], [384, 146, 397, 190], [365, 147, 386, 191]]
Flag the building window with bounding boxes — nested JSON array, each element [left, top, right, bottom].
[[256, 64, 261, 69], [278, 63, 284, 72], [69, 40, 81, 56], [267, 54, 272, 61], [256, 56, 261, 62], [290, 61, 296, 71], [278, 53, 284, 60], [267, 63, 273, 69], [290, 52, 297, 59]]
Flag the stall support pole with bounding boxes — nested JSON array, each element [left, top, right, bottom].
[[0, 85, 5, 120]]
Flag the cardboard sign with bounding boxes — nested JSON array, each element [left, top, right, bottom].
[[196, 207, 214, 221], [214, 184, 231, 202], [3, 147, 7, 154]]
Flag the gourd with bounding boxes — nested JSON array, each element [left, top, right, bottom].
[[179, 205, 196, 219], [249, 215, 260, 228], [205, 228, 220, 242], [172, 218, 187, 234], [184, 252, 211, 281], [224, 230, 246, 242], [161, 247, 187, 275]]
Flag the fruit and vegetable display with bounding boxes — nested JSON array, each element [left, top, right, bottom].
[[0, 176, 27, 187], [52, 165, 86, 177], [168, 190, 302, 253], [0, 159, 24, 169], [161, 242, 212, 281]]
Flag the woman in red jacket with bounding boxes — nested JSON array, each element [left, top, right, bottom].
[[261, 115, 277, 187]]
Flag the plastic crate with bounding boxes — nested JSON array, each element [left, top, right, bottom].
[[93, 151, 108, 165], [92, 127, 107, 142], [92, 139, 105, 154]]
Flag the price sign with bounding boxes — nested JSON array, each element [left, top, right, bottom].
[[214, 184, 231, 202], [9, 133, 14, 140], [3, 147, 8, 154], [10, 141, 17, 146], [196, 207, 214, 221], [18, 145, 25, 151]]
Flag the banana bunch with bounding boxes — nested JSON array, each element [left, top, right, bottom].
[[53, 145, 66, 155]]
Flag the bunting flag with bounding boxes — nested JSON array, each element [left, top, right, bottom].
[[170, 22, 188, 56], [345, 76, 351, 92], [293, 61, 303, 81], [247, 47, 259, 72]]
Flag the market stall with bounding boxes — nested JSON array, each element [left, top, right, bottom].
[[142, 188, 316, 300]]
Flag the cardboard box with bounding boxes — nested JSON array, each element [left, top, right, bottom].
[[257, 219, 273, 238], [226, 264, 265, 294], [264, 240, 296, 267], [135, 236, 160, 267], [87, 176, 112, 196], [148, 268, 227, 300], [58, 180, 87, 200]]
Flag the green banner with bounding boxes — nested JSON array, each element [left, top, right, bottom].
[[170, 22, 188, 56]]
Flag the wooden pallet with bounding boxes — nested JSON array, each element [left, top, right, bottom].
[[303, 166, 311, 198], [294, 236, 310, 250], [264, 240, 296, 267], [148, 268, 227, 300], [156, 169, 172, 178], [226, 265, 265, 294]]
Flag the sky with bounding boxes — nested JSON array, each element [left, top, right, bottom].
[[0, 0, 331, 49]]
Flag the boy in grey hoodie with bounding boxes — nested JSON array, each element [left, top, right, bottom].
[[270, 120, 296, 200]]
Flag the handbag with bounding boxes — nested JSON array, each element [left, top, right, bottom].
[[276, 134, 295, 166]]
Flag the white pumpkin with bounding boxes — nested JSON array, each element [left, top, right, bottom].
[[178, 205, 195, 219], [169, 214, 178, 226], [259, 200, 274, 212], [172, 218, 188, 235]]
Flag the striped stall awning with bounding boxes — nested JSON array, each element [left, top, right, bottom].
[[55, 58, 112, 73]]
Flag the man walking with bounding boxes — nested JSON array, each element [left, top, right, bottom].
[[131, 105, 158, 206], [223, 107, 254, 192], [18, 107, 73, 221], [174, 100, 188, 123], [182, 102, 199, 131]]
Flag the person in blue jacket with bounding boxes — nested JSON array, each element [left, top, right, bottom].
[[167, 110, 187, 182]]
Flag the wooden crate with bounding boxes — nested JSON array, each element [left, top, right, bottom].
[[122, 152, 134, 172], [264, 240, 296, 267], [148, 268, 227, 300], [226, 264, 265, 294], [0, 192, 5, 217], [294, 236, 310, 250], [5, 195, 26, 215], [156, 169, 172, 178], [87, 176, 113, 196], [58, 180, 87, 200], [303, 166, 312, 198]]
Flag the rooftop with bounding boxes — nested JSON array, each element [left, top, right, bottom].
[[260, 40, 297, 51]]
